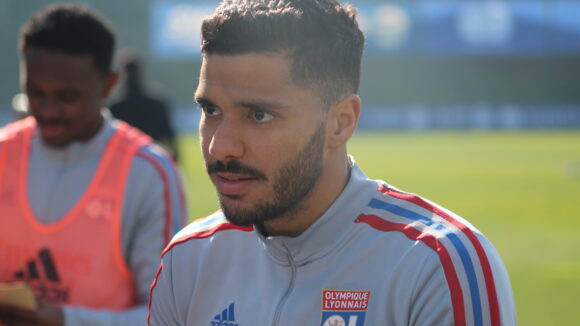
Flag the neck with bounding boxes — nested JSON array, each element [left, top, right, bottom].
[[262, 152, 351, 237], [80, 113, 104, 142]]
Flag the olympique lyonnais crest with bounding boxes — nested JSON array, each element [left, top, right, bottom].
[[321, 289, 371, 326]]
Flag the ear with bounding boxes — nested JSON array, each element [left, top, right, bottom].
[[326, 94, 361, 149], [101, 71, 119, 98]]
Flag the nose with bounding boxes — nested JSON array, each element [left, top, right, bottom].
[[29, 96, 61, 120], [203, 117, 244, 161]]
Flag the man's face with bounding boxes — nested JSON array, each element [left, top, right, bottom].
[[21, 47, 114, 147], [196, 53, 329, 226]]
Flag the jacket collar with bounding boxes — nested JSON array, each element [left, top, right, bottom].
[[256, 157, 380, 266]]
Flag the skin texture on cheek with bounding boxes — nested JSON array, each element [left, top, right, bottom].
[[217, 121, 326, 227]]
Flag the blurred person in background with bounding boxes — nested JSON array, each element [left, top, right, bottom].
[[0, 3, 186, 326], [110, 53, 179, 161], [148, 0, 516, 325]]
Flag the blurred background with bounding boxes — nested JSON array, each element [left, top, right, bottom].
[[4, 0, 580, 128], [1, 0, 579, 324]]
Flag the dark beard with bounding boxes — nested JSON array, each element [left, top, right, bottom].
[[216, 123, 325, 227]]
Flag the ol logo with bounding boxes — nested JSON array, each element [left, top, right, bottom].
[[85, 198, 113, 221], [320, 289, 371, 326], [322, 315, 347, 326]]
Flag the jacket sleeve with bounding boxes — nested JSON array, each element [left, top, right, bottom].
[[63, 145, 186, 326], [407, 236, 516, 326], [148, 251, 182, 326], [406, 250, 455, 326], [63, 306, 148, 326]]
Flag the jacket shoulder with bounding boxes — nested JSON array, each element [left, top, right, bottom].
[[162, 211, 253, 256]]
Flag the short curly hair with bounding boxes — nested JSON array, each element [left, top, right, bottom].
[[201, 0, 365, 106], [19, 3, 116, 76]]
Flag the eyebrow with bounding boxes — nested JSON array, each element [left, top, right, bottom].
[[26, 80, 82, 94], [236, 100, 289, 111], [194, 96, 290, 111], [194, 96, 212, 106]]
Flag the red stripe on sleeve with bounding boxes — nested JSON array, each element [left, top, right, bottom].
[[148, 220, 252, 324], [356, 214, 466, 326], [171, 160, 188, 228], [380, 185, 500, 326], [147, 263, 164, 326], [137, 151, 173, 245], [162, 222, 253, 256]]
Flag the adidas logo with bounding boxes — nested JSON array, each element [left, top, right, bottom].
[[209, 302, 239, 326], [13, 247, 69, 304], [14, 248, 60, 282]]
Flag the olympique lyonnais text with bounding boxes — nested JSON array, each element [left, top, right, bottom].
[[322, 290, 371, 311]]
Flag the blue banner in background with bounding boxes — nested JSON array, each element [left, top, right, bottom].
[[150, 0, 580, 60], [356, 2, 417, 54], [553, 1, 580, 52], [150, 1, 213, 59], [417, 0, 547, 55]]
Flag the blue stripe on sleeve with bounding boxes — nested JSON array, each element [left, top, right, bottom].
[[369, 198, 483, 326]]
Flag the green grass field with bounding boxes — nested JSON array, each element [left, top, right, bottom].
[[177, 131, 580, 325]]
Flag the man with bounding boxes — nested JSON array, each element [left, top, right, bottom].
[[0, 4, 186, 326], [148, 0, 516, 325], [110, 53, 180, 161]]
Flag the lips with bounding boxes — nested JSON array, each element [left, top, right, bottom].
[[37, 122, 66, 139], [213, 173, 259, 196]]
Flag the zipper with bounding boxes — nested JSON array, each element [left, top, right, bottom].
[[272, 242, 297, 326]]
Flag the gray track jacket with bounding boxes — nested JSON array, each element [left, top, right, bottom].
[[149, 162, 516, 326]]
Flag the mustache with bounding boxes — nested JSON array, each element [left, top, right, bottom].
[[206, 160, 268, 181], [36, 117, 67, 126]]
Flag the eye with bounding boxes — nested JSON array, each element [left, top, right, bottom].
[[27, 91, 42, 99], [199, 103, 221, 117], [251, 109, 274, 123], [26, 88, 43, 99], [57, 91, 80, 103]]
